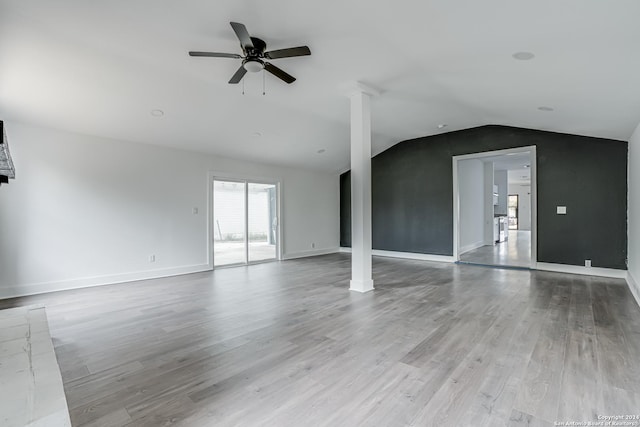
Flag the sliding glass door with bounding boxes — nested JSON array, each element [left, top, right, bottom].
[[213, 180, 247, 266], [213, 179, 278, 267], [248, 183, 277, 262]]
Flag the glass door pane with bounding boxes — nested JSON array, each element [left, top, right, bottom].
[[213, 180, 246, 266], [248, 183, 277, 262], [508, 194, 519, 230]]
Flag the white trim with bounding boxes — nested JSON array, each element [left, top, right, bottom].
[[349, 279, 375, 293], [531, 147, 538, 265], [282, 247, 340, 260], [536, 262, 627, 279], [373, 250, 455, 263], [343, 81, 382, 98], [459, 240, 487, 255], [277, 181, 284, 261], [340, 247, 455, 263], [627, 272, 640, 309], [206, 172, 215, 269], [452, 158, 460, 260], [452, 146, 537, 268], [0, 264, 212, 300]]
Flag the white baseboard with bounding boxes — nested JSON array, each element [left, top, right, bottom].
[[373, 249, 455, 263], [349, 279, 375, 293], [339, 247, 455, 263], [0, 263, 212, 300], [282, 247, 339, 260], [536, 262, 628, 279], [459, 240, 486, 255], [627, 272, 640, 309]]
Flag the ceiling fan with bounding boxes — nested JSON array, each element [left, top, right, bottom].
[[189, 22, 311, 85]]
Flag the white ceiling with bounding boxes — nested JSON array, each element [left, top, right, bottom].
[[483, 153, 531, 184], [1, 0, 640, 173], [508, 169, 531, 185], [484, 153, 530, 171]]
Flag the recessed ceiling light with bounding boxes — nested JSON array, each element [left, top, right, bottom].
[[437, 124, 447, 129], [512, 52, 535, 60], [150, 109, 164, 117], [317, 149, 326, 154], [538, 106, 554, 112]]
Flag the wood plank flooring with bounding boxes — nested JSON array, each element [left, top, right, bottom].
[[460, 230, 532, 268], [1, 254, 639, 426]]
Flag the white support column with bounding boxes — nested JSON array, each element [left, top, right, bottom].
[[348, 82, 379, 293]]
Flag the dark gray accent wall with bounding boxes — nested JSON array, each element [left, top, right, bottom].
[[340, 125, 628, 269], [340, 173, 351, 247]]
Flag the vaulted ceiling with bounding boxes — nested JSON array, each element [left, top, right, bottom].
[[1, 0, 639, 173]]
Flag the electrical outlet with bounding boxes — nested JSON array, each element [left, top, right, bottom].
[[585, 259, 591, 268], [192, 207, 198, 215], [149, 255, 156, 263]]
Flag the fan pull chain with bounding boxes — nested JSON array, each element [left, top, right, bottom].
[[242, 78, 245, 95], [263, 70, 266, 95]]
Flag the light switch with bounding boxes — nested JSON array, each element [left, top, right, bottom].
[[192, 207, 199, 215], [557, 206, 567, 215]]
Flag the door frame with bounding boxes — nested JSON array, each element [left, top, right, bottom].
[[207, 172, 283, 268], [452, 146, 537, 268]]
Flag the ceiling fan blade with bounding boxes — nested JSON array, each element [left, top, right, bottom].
[[230, 22, 254, 51], [189, 51, 242, 59], [264, 62, 296, 84], [264, 46, 311, 60], [228, 65, 248, 84]]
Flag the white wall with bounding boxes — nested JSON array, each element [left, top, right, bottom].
[[508, 183, 531, 231], [458, 159, 485, 253], [0, 122, 339, 298], [628, 122, 640, 306], [483, 162, 494, 245]]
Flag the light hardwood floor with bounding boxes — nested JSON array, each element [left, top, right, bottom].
[[1, 254, 639, 426], [460, 230, 532, 268]]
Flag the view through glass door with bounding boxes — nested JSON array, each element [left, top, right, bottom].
[[213, 179, 278, 267], [248, 183, 277, 262], [508, 194, 519, 230]]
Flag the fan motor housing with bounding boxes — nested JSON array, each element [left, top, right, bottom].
[[246, 37, 267, 57]]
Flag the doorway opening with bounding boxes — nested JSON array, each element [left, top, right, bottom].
[[212, 178, 280, 268], [508, 195, 519, 230], [452, 146, 536, 269]]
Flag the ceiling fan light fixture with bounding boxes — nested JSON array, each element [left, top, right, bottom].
[[190, 22, 310, 85], [243, 59, 264, 73]]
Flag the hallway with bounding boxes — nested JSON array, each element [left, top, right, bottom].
[[460, 230, 531, 268]]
